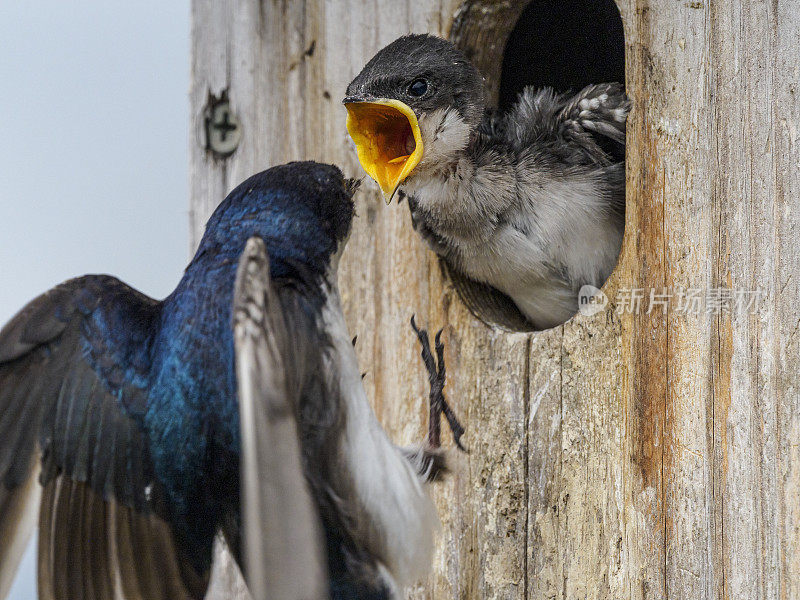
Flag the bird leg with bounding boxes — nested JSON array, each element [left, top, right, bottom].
[[400, 317, 467, 482], [410, 316, 466, 452]]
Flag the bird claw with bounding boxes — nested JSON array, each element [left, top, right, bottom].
[[400, 446, 449, 482], [410, 316, 467, 452]]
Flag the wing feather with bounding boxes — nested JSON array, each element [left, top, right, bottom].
[[0, 276, 208, 600], [0, 462, 40, 599], [37, 476, 206, 600], [498, 82, 629, 166], [233, 237, 327, 600]]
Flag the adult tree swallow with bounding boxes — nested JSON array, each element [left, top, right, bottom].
[[0, 162, 447, 600], [344, 34, 628, 329]]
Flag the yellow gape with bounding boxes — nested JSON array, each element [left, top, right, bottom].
[[344, 99, 423, 203]]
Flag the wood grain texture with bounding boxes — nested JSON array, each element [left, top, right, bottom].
[[190, 1, 800, 598]]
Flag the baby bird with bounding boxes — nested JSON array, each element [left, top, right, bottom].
[[344, 34, 628, 329]]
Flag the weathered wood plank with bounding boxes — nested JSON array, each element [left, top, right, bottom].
[[771, 5, 800, 598], [525, 326, 563, 600], [709, 1, 800, 599]]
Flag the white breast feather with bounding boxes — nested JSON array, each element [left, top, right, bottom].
[[321, 289, 438, 590], [416, 108, 471, 170], [404, 160, 623, 328]]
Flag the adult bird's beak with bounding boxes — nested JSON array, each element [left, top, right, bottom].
[[343, 96, 423, 203]]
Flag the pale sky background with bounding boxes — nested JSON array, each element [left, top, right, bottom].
[[0, 2, 190, 597]]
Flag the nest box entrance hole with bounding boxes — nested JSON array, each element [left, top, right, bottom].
[[499, 0, 625, 109]]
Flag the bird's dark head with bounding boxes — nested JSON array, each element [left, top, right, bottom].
[[343, 34, 485, 202], [194, 162, 358, 280]]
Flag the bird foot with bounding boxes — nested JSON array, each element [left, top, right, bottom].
[[410, 316, 466, 452], [401, 446, 449, 482]]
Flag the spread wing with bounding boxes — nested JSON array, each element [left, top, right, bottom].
[[233, 237, 327, 600], [0, 276, 206, 600], [498, 82, 629, 165], [556, 82, 628, 162]]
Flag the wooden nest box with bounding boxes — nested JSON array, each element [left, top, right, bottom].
[[191, 1, 800, 598]]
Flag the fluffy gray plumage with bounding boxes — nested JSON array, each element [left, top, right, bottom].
[[347, 34, 629, 329]]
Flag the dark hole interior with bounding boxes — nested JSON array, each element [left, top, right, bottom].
[[498, 0, 625, 111]]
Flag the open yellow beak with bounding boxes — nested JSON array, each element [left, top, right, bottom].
[[344, 98, 423, 203]]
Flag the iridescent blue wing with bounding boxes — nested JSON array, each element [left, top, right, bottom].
[[0, 276, 206, 600]]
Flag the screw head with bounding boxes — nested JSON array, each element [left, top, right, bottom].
[[205, 95, 241, 157]]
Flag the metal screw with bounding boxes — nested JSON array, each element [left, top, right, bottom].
[[205, 93, 241, 157]]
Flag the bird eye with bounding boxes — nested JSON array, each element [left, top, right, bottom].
[[407, 79, 428, 97]]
